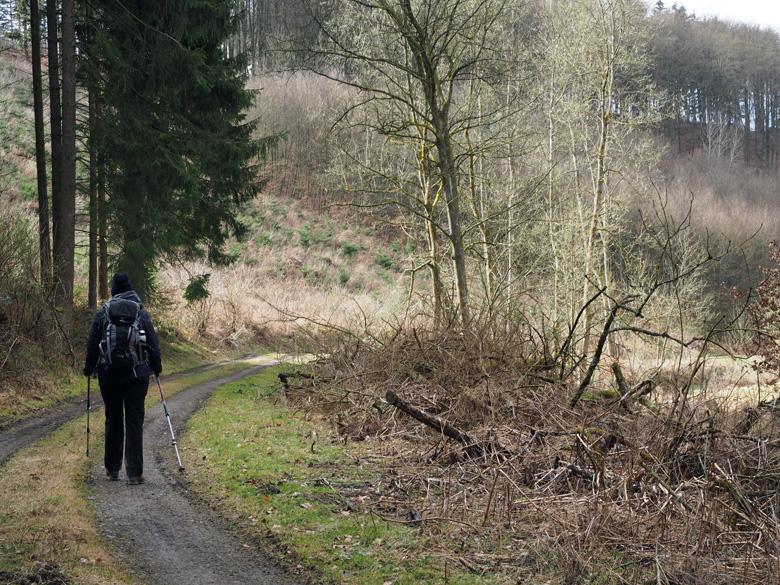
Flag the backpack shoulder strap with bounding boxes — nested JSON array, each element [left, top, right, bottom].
[[99, 300, 112, 326], [131, 302, 143, 327]]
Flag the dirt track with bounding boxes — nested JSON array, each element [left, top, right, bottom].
[[0, 360, 233, 467], [88, 361, 300, 585]]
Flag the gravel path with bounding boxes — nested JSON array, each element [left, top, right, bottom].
[[88, 362, 300, 585]]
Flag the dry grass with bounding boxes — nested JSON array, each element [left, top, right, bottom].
[[157, 192, 412, 345], [0, 416, 135, 585], [662, 155, 780, 243], [621, 336, 777, 408], [285, 327, 780, 584]]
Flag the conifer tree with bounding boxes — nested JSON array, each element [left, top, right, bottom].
[[86, 0, 265, 298]]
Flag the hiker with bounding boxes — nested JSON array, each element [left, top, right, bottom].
[[83, 273, 162, 485]]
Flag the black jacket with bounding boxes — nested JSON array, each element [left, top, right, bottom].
[[83, 291, 162, 383]]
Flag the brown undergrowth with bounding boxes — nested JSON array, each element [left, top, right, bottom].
[[283, 328, 780, 584]]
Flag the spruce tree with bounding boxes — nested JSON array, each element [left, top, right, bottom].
[[86, 0, 264, 298]]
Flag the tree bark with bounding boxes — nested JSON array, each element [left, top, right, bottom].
[[435, 123, 470, 327], [88, 87, 98, 310], [55, 0, 76, 333], [425, 205, 443, 328], [398, 0, 470, 327], [30, 0, 51, 285], [98, 151, 109, 301], [582, 52, 614, 359], [46, 0, 62, 292], [465, 91, 494, 308]]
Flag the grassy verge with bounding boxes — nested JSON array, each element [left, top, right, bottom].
[[0, 361, 257, 584], [184, 367, 492, 585]]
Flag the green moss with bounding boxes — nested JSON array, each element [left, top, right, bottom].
[[581, 388, 620, 401]]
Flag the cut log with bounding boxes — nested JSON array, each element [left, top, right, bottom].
[[385, 390, 486, 458], [278, 371, 314, 390]]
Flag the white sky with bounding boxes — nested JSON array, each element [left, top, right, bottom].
[[676, 1, 780, 33]]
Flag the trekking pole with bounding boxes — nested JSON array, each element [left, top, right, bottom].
[[86, 376, 91, 457], [155, 375, 184, 471]]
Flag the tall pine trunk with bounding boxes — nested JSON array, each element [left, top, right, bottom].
[[98, 151, 109, 301], [46, 0, 63, 293], [30, 0, 51, 284], [55, 0, 77, 335], [88, 87, 98, 310]]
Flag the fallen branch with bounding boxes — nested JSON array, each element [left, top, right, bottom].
[[385, 390, 490, 459], [570, 302, 621, 408]]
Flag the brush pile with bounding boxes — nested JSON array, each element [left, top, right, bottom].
[[283, 327, 780, 583]]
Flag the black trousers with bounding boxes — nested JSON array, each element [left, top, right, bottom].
[[100, 377, 148, 477]]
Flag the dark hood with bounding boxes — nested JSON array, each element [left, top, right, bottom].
[[112, 290, 143, 306]]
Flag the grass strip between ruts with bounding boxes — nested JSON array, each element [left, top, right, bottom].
[[0, 361, 254, 584], [183, 366, 494, 585]]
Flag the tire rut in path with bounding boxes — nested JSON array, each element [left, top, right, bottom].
[[89, 365, 301, 585]]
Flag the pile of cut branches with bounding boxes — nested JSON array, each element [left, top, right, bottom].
[[282, 327, 780, 584]]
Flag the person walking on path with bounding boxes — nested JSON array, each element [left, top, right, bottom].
[[83, 273, 162, 485]]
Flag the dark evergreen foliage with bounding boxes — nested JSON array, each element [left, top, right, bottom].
[[83, 0, 268, 297]]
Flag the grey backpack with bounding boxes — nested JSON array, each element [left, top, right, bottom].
[[98, 299, 148, 374]]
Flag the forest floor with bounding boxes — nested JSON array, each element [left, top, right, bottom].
[[263, 335, 780, 585]]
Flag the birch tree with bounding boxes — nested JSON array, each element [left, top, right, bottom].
[[311, 0, 512, 327]]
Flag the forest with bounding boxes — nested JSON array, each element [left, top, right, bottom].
[[1, 1, 779, 584]]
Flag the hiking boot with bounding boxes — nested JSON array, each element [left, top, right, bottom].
[[106, 469, 119, 481], [127, 475, 145, 485]]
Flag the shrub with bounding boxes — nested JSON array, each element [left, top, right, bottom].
[[184, 273, 211, 335], [340, 241, 360, 258], [374, 249, 394, 270], [19, 176, 36, 200], [0, 209, 51, 381], [298, 225, 311, 248], [255, 232, 273, 247], [313, 226, 333, 245]]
